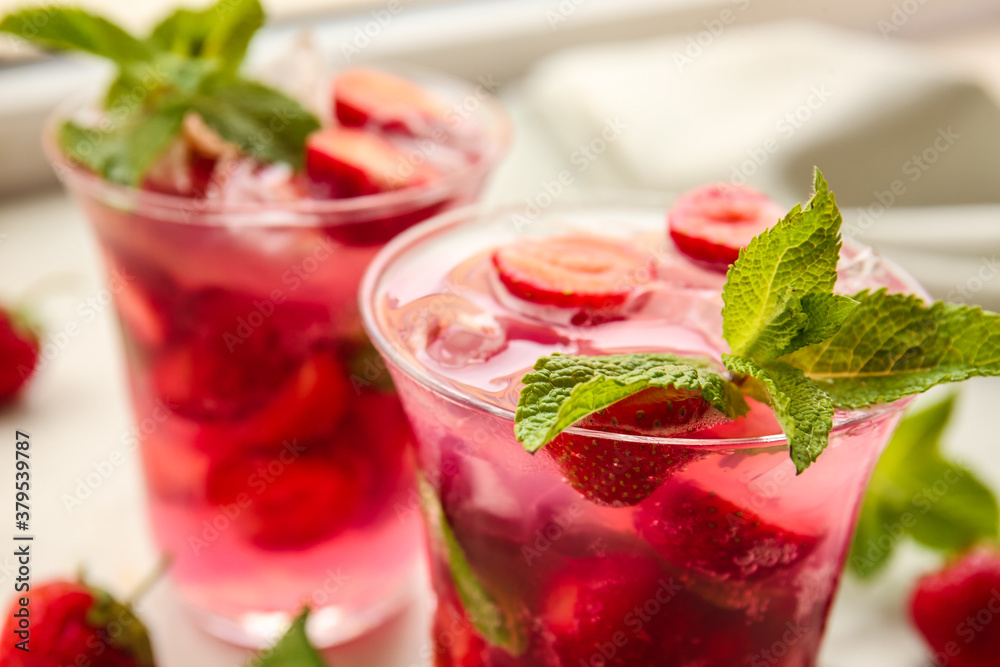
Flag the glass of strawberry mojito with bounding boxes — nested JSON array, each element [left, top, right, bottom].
[[360, 188, 929, 666], [45, 65, 510, 645]]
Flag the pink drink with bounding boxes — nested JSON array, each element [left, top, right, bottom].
[[361, 201, 921, 666], [47, 69, 509, 645]]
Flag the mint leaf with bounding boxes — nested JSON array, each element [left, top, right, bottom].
[[247, 608, 329, 667], [148, 0, 263, 68], [0, 8, 151, 62], [723, 356, 833, 473], [189, 75, 319, 168], [788, 289, 1000, 409], [722, 169, 842, 360], [849, 394, 999, 578], [786, 292, 858, 354], [515, 353, 748, 453], [419, 475, 525, 655], [61, 103, 186, 186]]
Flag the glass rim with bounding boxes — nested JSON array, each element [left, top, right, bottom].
[[359, 194, 915, 450], [42, 65, 512, 225]]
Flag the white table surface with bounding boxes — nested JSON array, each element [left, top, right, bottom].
[[2, 86, 1000, 667]]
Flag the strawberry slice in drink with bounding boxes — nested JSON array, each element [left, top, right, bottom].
[[306, 126, 438, 198], [235, 349, 350, 448], [636, 480, 819, 583], [668, 183, 784, 270], [492, 235, 653, 324], [206, 445, 366, 551], [334, 68, 448, 134], [538, 552, 756, 666], [152, 288, 330, 421], [544, 387, 712, 507]]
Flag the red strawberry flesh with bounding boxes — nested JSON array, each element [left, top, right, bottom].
[[492, 235, 652, 313], [636, 480, 818, 582], [206, 444, 366, 550], [306, 126, 438, 198], [335, 68, 448, 133], [0, 309, 39, 404], [668, 183, 784, 270], [910, 547, 1000, 667], [545, 387, 712, 507]]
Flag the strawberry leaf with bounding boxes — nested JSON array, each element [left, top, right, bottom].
[[85, 586, 155, 667]]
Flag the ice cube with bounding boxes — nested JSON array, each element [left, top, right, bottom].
[[426, 311, 507, 368]]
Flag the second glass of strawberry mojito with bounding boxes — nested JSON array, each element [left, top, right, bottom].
[[47, 65, 510, 645], [361, 191, 924, 666]]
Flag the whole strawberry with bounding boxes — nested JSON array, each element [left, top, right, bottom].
[[0, 307, 39, 404], [0, 580, 155, 667], [910, 547, 1000, 667]]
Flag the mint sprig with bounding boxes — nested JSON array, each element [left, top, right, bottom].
[[247, 608, 329, 667], [514, 168, 1000, 474], [0, 0, 319, 186], [849, 394, 999, 578]]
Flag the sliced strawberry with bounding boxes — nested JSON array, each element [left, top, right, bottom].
[[544, 387, 710, 507], [151, 288, 330, 421], [306, 127, 438, 198], [492, 235, 653, 318], [668, 184, 785, 270], [636, 481, 818, 582], [910, 547, 1000, 667], [0, 307, 39, 404], [541, 554, 658, 665], [206, 444, 366, 550], [234, 350, 350, 448], [334, 68, 447, 134]]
